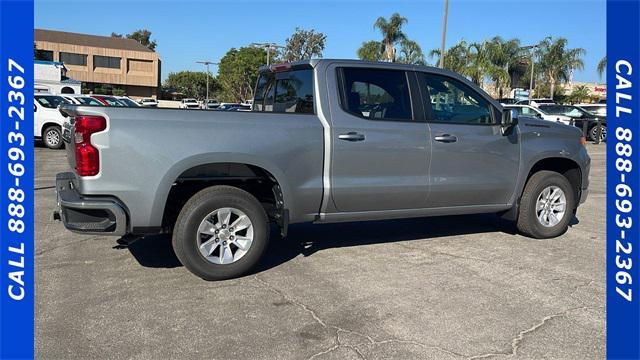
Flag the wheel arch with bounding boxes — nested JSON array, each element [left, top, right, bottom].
[[41, 121, 62, 136], [151, 153, 293, 233], [526, 157, 582, 202], [502, 155, 582, 222]]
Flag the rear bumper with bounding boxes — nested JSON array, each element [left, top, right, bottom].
[[54, 172, 128, 236]]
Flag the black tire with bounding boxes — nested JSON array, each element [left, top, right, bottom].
[[172, 185, 269, 280], [43, 125, 63, 149], [517, 170, 575, 239], [589, 124, 606, 142]]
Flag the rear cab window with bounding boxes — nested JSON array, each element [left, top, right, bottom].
[[338, 67, 413, 121], [253, 65, 315, 114]]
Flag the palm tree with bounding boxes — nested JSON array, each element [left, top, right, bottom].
[[398, 39, 425, 65], [466, 41, 492, 86], [429, 40, 470, 75], [485, 37, 523, 98], [536, 37, 586, 100], [357, 41, 384, 61], [597, 56, 606, 79], [374, 13, 408, 62], [569, 85, 590, 104]]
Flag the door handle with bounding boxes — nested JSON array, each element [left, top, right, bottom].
[[338, 132, 365, 142], [434, 134, 458, 143]]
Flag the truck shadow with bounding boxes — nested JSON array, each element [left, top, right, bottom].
[[122, 212, 579, 272]]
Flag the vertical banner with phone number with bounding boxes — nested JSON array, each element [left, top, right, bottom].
[[0, 0, 35, 359], [607, 0, 640, 359]]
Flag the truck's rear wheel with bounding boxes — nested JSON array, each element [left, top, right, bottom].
[[517, 170, 575, 239], [172, 185, 269, 280]]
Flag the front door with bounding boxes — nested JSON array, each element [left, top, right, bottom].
[[417, 72, 520, 208], [329, 67, 431, 212]]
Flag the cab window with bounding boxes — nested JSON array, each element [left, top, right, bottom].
[[339, 67, 413, 121], [253, 69, 314, 114], [420, 73, 494, 125]]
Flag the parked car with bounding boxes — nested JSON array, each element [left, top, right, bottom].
[[90, 95, 126, 107], [139, 98, 159, 107], [539, 104, 606, 142], [55, 60, 590, 280], [34, 94, 70, 149], [498, 98, 518, 105], [60, 94, 104, 106], [115, 96, 141, 107], [233, 105, 252, 111], [577, 103, 606, 117], [180, 98, 200, 109], [503, 105, 573, 125], [217, 103, 243, 111], [204, 99, 221, 109], [515, 98, 555, 106]]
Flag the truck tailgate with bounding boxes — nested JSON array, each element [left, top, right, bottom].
[[62, 118, 75, 170]]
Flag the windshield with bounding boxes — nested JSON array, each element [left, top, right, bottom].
[[76, 97, 103, 106], [581, 105, 606, 116], [541, 105, 588, 118], [35, 95, 70, 108], [118, 98, 139, 107]]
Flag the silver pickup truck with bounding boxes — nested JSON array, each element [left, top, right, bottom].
[[55, 59, 590, 280]]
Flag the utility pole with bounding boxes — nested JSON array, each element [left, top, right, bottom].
[[196, 60, 218, 107], [439, 0, 449, 68], [520, 45, 538, 100], [250, 42, 285, 66]]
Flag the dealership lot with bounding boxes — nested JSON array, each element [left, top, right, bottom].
[[36, 144, 605, 359]]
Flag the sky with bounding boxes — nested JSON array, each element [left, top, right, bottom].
[[34, 0, 606, 83]]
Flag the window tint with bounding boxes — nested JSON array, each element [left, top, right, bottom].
[[253, 69, 314, 114], [94, 55, 121, 69], [340, 68, 412, 121], [421, 73, 494, 125], [60, 52, 87, 66]]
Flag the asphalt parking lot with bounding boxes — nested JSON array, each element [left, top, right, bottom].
[[35, 144, 605, 360]]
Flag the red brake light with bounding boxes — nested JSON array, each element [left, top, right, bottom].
[[74, 115, 106, 176], [270, 63, 291, 72]]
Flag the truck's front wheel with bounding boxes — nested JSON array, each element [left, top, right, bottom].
[[517, 170, 575, 239], [172, 186, 269, 280]]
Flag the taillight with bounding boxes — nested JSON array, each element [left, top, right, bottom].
[[579, 136, 587, 146], [74, 115, 106, 176]]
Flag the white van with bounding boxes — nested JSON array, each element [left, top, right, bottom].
[[34, 94, 70, 149]]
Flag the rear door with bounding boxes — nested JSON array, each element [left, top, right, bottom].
[[328, 66, 431, 212], [417, 72, 520, 208]]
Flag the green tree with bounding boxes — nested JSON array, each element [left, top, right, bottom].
[[163, 71, 218, 99], [398, 39, 425, 65], [112, 29, 157, 51], [597, 56, 606, 79], [217, 46, 267, 102], [283, 27, 326, 62], [536, 37, 585, 100], [429, 40, 470, 75], [357, 41, 384, 61], [568, 85, 590, 104], [485, 37, 524, 98], [466, 41, 492, 86], [374, 13, 408, 61]]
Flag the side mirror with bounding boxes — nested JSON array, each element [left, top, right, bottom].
[[501, 109, 518, 128]]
